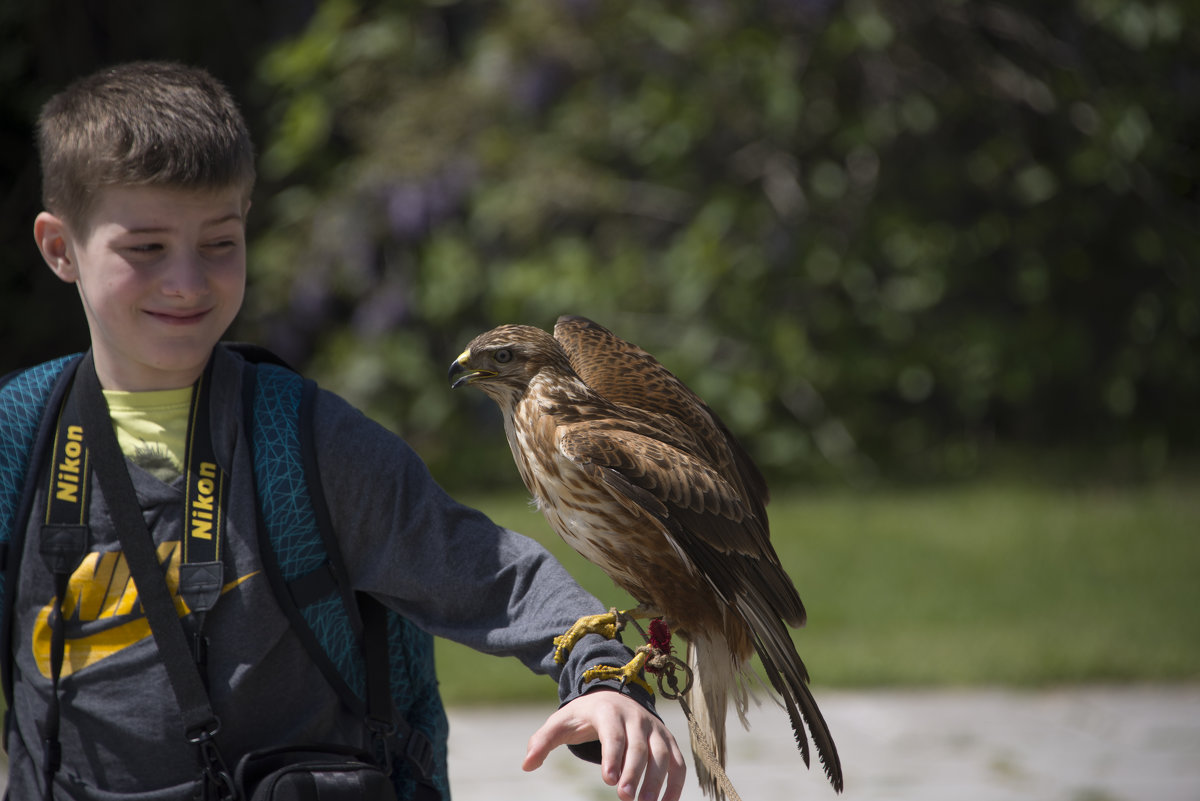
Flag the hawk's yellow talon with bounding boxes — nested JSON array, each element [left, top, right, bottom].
[[583, 649, 654, 695], [553, 610, 623, 664]]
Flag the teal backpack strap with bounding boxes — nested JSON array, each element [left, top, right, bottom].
[[0, 353, 84, 708], [242, 360, 364, 700], [242, 359, 448, 800]]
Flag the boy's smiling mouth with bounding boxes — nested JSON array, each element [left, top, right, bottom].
[[145, 307, 212, 324]]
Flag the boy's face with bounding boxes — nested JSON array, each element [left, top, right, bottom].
[[35, 184, 249, 391]]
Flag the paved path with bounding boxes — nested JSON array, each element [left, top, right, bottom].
[[445, 686, 1200, 801], [1, 687, 1195, 799]]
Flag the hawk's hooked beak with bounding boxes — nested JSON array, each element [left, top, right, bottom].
[[449, 349, 495, 389]]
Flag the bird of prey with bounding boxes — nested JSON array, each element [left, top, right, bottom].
[[449, 315, 842, 797]]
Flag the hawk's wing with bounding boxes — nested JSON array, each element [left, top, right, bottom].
[[554, 315, 770, 519], [557, 421, 807, 628]]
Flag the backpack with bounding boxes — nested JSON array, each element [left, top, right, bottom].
[[0, 347, 449, 800]]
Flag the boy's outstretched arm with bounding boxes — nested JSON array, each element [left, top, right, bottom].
[[524, 688, 686, 801]]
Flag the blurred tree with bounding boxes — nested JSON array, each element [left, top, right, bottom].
[[244, 0, 1199, 486], [6, 0, 1197, 487]]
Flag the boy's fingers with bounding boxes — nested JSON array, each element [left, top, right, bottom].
[[522, 706, 594, 772], [613, 727, 644, 799], [631, 734, 670, 801], [521, 723, 555, 771], [627, 719, 686, 801], [598, 718, 629, 788], [652, 730, 687, 801]]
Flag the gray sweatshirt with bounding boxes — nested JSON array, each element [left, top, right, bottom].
[[5, 346, 650, 799]]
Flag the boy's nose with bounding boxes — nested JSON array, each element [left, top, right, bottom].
[[160, 254, 209, 297]]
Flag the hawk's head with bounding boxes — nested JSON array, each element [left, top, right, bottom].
[[448, 324, 575, 406]]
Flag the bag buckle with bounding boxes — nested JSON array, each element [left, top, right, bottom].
[[186, 717, 222, 745], [402, 729, 435, 780], [365, 716, 396, 774], [365, 717, 434, 781], [187, 718, 236, 801]]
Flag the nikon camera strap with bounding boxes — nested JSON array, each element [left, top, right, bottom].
[[39, 352, 235, 800], [178, 358, 228, 680], [37, 368, 89, 801]]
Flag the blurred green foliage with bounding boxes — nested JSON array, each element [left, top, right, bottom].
[[240, 0, 1199, 487], [4, 0, 1198, 488]]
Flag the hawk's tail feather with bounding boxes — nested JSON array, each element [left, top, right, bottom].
[[741, 599, 845, 793], [685, 633, 747, 800]]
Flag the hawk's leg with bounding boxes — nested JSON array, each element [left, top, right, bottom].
[[551, 609, 676, 696], [582, 647, 655, 695], [552, 608, 627, 665], [580, 617, 678, 696]]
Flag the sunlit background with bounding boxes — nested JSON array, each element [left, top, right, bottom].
[[2, 1, 1197, 798]]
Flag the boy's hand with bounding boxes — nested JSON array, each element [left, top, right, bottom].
[[523, 689, 686, 801]]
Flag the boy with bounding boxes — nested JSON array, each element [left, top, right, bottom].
[[10, 61, 684, 800]]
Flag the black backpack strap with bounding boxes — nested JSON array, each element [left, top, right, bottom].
[[360, 595, 438, 800]]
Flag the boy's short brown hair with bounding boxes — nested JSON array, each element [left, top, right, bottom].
[[37, 61, 256, 231]]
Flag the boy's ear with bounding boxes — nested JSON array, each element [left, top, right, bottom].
[[34, 211, 77, 283]]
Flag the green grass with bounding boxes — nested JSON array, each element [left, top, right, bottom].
[[435, 477, 1200, 704]]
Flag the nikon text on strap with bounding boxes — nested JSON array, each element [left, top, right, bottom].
[[179, 364, 229, 683]]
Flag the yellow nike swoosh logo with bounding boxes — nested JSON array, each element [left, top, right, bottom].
[[33, 540, 259, 679]]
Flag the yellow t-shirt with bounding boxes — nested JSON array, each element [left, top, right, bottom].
[[101, 387, 193, 483]]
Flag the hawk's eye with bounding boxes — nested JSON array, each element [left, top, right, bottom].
[[494, 348, 513, 364]]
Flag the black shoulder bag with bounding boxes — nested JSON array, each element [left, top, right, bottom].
[[71, 355, 398, 801]]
